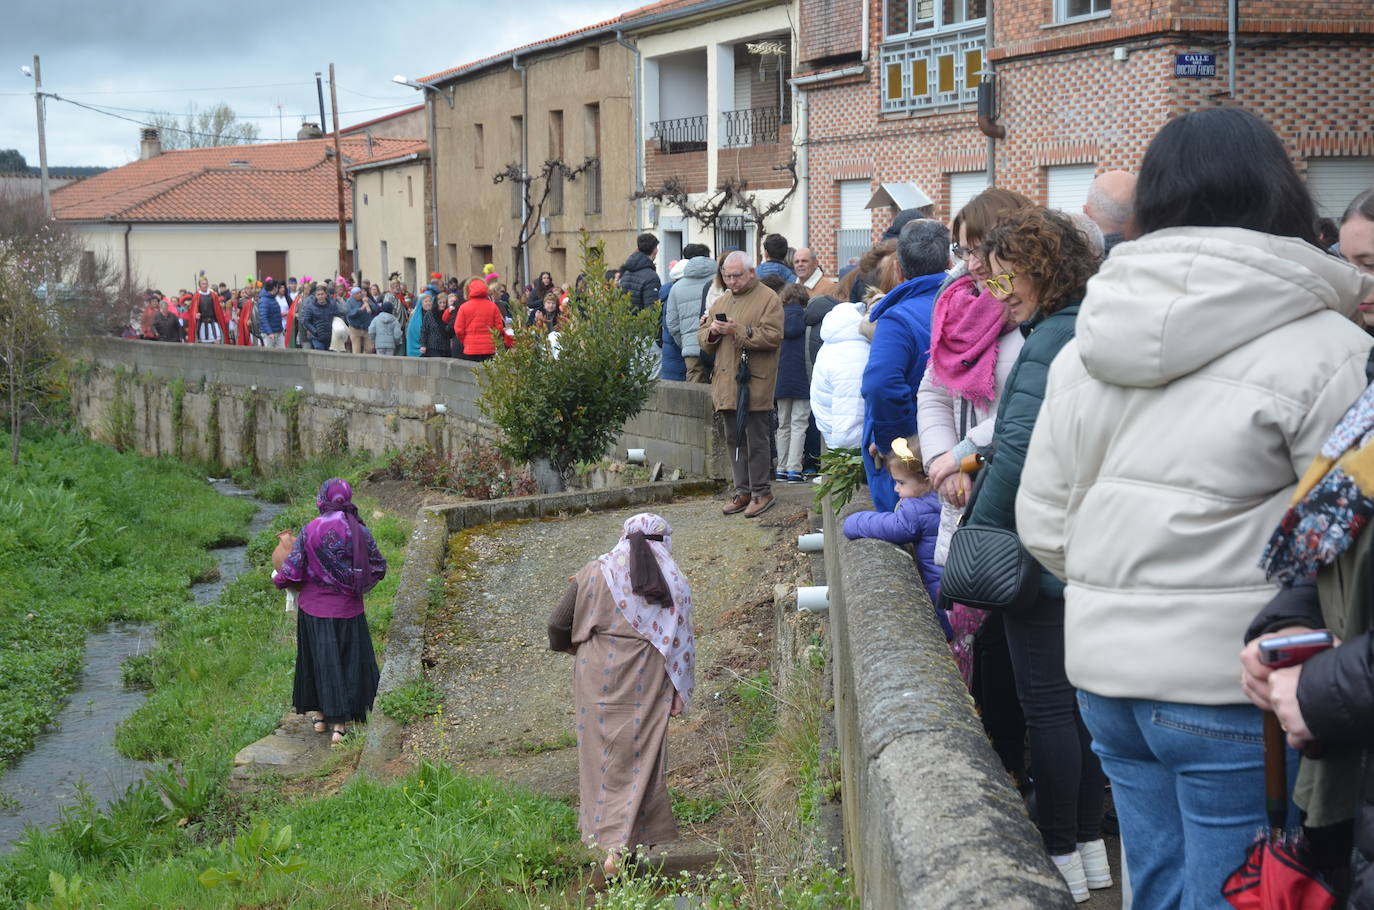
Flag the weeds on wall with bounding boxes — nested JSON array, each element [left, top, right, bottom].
[[388, 440, 537, 500]]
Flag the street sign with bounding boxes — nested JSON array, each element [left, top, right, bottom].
[[1175, 53, 1217, 78]]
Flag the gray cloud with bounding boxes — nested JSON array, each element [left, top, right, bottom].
[[2, 0, 626, 167]]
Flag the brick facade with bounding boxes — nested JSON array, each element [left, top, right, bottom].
[[798, 0, 1374, 274]]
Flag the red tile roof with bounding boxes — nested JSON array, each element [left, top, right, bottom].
[[51, 136, 427, 223]]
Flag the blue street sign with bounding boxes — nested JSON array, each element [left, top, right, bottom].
[[1175, 53, 1217, 78]]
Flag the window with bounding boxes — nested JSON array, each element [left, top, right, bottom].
[[380, 240, 389, 280], [716, 215, 748, 255], [1306, 158, 1374, 219], [585, 45, 600, 71], [947, 171, 989, 221], [1045, 164, 1098, 214], [881, 28, 984, 113], [471, 245, 494, 277], [585, 103, 602, 215], [511, 115, 523, 157], [511, 116, 525, 218], [407, 175, 414, 208], [884, 0, 984, 38], [547, 110, 565, 216], [551, 247, 567, 281], [835, 180, 871, 268], [474, 123, 484, 169], [447, 243, 459, 277], [1054, 0, 1110, 22]]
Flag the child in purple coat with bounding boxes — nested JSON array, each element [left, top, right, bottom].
[[842, 436, 947, 634]]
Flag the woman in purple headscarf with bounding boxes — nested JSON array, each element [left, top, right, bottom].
[[274, 478, 387, 744], [547, 512, 695, 878]]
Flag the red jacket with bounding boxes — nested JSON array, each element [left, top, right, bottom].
[[184, 291, 227, 343], [453, 280, 511, 356]]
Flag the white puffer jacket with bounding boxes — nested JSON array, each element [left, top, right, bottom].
[[809, 301, 870, 449], [1018, 227, 1374, 705]]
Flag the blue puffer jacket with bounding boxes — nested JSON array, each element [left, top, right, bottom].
[[345, 293, 375, 330], [842, 491, 943, 601], [859, 272, 942, 512], [299, 297, 335, 348], [774, 301, 809, 399], [258, 289, 283, 335]]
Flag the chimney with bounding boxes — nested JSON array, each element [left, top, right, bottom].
[[297, 122, 324, 141], [139, 127, 162, 160]]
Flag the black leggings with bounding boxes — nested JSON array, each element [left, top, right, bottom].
[[972, 613, 1027, 783], [1003, 592, 1105, 855]]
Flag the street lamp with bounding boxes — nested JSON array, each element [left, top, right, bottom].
[[21, 55, 51, 218], [393, 75, 452, 277]]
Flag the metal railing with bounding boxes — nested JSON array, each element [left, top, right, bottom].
[[835, 228, 871, 270], [650, 115, 708, 154], [721, 106, 789, 149], [880, 27, 984, 114]]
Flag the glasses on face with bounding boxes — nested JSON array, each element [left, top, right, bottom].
[[722, 271, 747, 281], [951, 242, 982, 261], [984, 271, 1017, 300]]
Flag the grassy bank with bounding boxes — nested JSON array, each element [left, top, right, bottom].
[[0, 431, 254, 774]]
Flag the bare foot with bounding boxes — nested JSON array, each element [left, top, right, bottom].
[[306, 712, 326, 734], [602, 849, 623, 878], [330, 724, 350, 745]]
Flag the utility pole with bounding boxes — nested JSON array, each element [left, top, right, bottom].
[[329, 64, 348, 282], [31, 55, 51, 218]]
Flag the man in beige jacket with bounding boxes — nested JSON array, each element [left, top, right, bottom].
[[699, 251, 784, 518]]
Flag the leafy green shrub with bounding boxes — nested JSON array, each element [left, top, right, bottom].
[[813, 446, 866, 511], [377, 678, 442, 724], [475, 232, 660, 490], [197, 818, 305, 889]]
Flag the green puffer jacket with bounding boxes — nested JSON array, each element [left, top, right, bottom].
[[966, 302, 1080, 597]]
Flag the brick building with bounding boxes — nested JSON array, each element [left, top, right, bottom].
[[796, 0, 1374, 273]]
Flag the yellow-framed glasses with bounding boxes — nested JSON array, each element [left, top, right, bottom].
[[985, 271, 1017, 300]]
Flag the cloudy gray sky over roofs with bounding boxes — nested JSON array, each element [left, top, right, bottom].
[[2, 0, 627, 168]]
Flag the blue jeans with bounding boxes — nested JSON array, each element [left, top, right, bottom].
[[1078, 693, 1286, 910]]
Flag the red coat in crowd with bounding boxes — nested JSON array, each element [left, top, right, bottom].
[[453, 279, 512, 356]]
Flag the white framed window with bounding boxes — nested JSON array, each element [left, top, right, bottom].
[[947, 171, 989, 222], [1046, 164, 1098, 215], [1306, 158, 1374, 220], [884, 0, 986, 39], [1054, 0, 1111, 24], [836, 180, 872, 269]]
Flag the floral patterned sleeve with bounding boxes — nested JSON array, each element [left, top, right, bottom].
[[364, 532, 388, 591], [274, 531, 308, 587]]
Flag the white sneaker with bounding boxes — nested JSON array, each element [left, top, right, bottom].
[[1077, 838, 1113, 889], [1052, 850, 1090, 903]]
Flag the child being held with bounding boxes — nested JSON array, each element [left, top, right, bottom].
[[841, 436, 946, 631]]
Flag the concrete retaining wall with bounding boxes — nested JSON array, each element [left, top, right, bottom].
[[822, 498, 1075, 909], [70, 338, 727, 478]]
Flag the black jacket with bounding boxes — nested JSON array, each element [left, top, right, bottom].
[[618, 251, 661, 313], [420, 309, 451, 357], [1248, 584, 1374, 905]]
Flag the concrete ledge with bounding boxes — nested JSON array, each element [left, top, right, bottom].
[[425, 479, 716, 534], [825, 501, 1074, 909]]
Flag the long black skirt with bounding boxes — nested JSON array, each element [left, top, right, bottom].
[[292, 609, 380, 724]]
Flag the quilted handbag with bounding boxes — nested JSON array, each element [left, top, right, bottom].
[[936, 524, 1041, 614]]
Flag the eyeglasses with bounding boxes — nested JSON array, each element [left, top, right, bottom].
[[984, 271, 1017, 300], [722, 271, 748, 280], [951, 242, 982, 261]]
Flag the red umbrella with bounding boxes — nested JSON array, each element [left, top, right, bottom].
[[1222, 714, 1336, 909]]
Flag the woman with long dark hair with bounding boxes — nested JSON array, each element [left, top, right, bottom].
[[1018, 107, 1374, 906], [273, 479, 387, 743]]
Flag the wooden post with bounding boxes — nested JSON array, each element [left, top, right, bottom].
[[329, 63, 348, 282]]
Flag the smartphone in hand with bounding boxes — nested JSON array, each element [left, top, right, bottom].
[[714, 312, 728, 322], [1259, 630, 1334, 669]]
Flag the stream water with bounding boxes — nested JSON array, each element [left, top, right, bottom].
[[0, 480, 283, 852]]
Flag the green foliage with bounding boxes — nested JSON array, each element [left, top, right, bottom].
[[197, 818, 305, 889], [813, 446, 866, 512], [145, 762, 216, 823], [595, 864, 856, 909], [0, 431, 253, 773], [670, 789, 726, 825], [377, 678, 442, 724], [23, 871, 91, 910], [476, 232, 660, 481]]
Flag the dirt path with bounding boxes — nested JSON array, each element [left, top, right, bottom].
[[393, 484, 818, 848]]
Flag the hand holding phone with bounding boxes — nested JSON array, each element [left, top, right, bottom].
[[1258, 630, 1334, 669], [714, 312, 728, 322]]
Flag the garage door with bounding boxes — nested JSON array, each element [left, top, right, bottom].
[[948, 171, 989, 223], [1307, 158, 1374, 220], [1045, 164, 1098, 215]]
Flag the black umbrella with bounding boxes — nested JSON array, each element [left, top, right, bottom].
[[734, 351, 752, 453]]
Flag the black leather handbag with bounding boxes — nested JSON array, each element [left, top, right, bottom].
[[935, 466, 1041, 614]]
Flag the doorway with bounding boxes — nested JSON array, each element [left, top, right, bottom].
[[255, 251, 287, 285]]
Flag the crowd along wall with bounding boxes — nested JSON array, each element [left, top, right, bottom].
[[70, 339, 728, 479]]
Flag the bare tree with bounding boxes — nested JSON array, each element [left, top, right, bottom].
[[0, 194, 138, 464], [635, 153, 800, 255], [493, 156, 596, 288], [146, 103, 261, 151]]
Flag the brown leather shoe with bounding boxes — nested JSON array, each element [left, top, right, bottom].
[[744, 494, 775, 518], [722, 493, 751, 515]]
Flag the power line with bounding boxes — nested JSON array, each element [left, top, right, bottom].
[[0, 80, 314, 98], [75, 99, 411, 121]]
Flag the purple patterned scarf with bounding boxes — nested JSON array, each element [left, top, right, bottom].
[[314, 478, 370, 595]]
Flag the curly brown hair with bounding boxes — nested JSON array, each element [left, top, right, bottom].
[[982, 207, 1099, 316], [951, 187, 1034, 247]]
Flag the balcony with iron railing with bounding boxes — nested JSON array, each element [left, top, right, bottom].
[[721, 106, 790, 149], [881, 28, 985, 115], [650, 115, 708, 154]]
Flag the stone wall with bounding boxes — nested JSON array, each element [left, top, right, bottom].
[[70, 338, 727, 478], [822, 498, 1075, 909]]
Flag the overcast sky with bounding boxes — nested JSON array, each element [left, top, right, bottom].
[[1, 0, 628, 168]]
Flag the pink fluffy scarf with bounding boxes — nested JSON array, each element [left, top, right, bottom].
[[928, 274, 1010, 407]]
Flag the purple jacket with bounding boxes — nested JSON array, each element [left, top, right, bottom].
[[842, 492, 942, 601]]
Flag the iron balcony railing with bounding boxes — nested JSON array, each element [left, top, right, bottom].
[[721, 106, 791, 149], [650, 115, 708, 154]]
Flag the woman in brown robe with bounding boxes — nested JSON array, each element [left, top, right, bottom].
[[549, 513, 696, 877]]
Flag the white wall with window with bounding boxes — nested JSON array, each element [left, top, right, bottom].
[[947, 171, 989, 223], [1045, 164, 1098, 215], [1306, 158, 1374, 220], [1054, 0, 1111, 23]]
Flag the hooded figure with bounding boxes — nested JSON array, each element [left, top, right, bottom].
[[452, 278, 511, 360]]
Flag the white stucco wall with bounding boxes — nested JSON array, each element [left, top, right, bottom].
[[352, 160, 430, 291], [74, 222, 354, 292]]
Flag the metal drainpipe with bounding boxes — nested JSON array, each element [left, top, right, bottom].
[[614, 30, 643, 235], [123, 222, 132, 295], [985, 1, 996, 187], [512, 55, 531, 286], [1228, 0, 1238, 98]]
